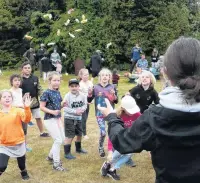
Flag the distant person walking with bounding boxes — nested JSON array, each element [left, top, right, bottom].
[[130, 43, 142, 73]]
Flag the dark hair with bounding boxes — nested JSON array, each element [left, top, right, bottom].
[[10, 74, 21, 86], [164, 37, 200, 102], [21, 61, 31, 69]]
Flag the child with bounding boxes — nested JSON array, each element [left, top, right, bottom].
[[20, 62, 49, 137], [98, 37, 200, 183], [78, 68, 93, 140], [41, 53, 52, 83], [88, 68, 118, 158], [0, 90, 32, 180], [63, 79, 87, 159], [40, 71, 65, 171], [128, 70, 159, 113], [100, 95, 141, 180], [112, 69, 120, 88], [10, 74, 32, 152]]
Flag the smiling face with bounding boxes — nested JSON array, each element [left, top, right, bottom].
[[0, 91, 13, 107], [49, 75, 61, 90], [100, 73, 110, 85], [22, 64, 32, 76], [69, 84, 79, 94], [12, 77, 21, 88], [81, 71, 89, 82], [140, 73, 151, 86]]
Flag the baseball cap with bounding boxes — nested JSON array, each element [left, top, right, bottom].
[[121, 95, 140, 114], [68, 78, 79, 86]]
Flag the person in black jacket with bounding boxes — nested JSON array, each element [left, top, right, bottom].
[[128, 70, 159, 113], [20, 62, 49, 137], [98, 37, 200, 183], [90, 50, 103, 82]]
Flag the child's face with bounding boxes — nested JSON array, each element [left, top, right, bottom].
[[69, 84, 79, 94], [81, 72, 89, 82], [22, 64, 31, 76], [50, 75, 61, 90], [12, 77, 21, 88], [141, 74, 151, 86], [1, 92, 13, 107], [100, 73, 110, 84]]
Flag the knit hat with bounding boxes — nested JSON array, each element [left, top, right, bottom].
[[121, 96, 140, 114]]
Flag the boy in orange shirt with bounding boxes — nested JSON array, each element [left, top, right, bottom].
[[0, 90, 32, 180]]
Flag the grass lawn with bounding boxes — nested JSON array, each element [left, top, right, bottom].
[[1, 70, 163, 183]]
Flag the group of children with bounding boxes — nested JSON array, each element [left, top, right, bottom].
[[0, 61, 159, 181]]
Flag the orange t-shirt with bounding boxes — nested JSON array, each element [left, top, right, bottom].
[[0, 107, 31, 146]]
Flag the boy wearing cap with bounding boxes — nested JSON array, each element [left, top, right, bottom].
[[63, 79, 88, 159]]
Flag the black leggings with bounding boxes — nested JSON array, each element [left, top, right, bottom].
[[0, 153, 26, 175]]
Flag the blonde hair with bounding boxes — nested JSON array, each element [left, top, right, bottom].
[[137, 70, 156, 86], [78, 68, 89, 79], [116, 106, 125, 117], [0, 90, 13, 100], [47, 71, 61, 81], [98, 68, 112, 83]]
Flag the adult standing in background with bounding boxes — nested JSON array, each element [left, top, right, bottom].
[[23, 47, 36, 73], [151, 48, 159, 68], [50, 48, 61, 71], [130, 43, 142, 73], [37, 44, 46, 78], [90, 50, 103, 82]]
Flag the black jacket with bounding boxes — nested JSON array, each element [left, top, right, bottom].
[[90, 53, 102, 72], [129, 85, 159, 113], [107, 105, 200, 183], [21, 75, 41, 109]]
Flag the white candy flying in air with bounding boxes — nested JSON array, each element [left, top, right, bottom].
[[75, 29, 82, 32], [47, 42, 55, 46], [64, 19, 70, 26], [75, 19, 80, 23], [62, 53, 67, 58], [106, 42, 112, 49], [57, 29, 61, 36], [69, 32, 75, 38], [43, 14, 52, 20]]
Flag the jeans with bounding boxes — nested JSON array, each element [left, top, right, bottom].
[[81, 104, 89, 136], [111, 150, 133, 169], [130, 60, 138, 73], [44, 118, 65, 164]]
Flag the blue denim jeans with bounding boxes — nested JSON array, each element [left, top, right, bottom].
[[111, 150, 133, 169]]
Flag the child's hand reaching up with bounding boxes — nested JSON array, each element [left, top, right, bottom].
[[24, 95, 33, 107]]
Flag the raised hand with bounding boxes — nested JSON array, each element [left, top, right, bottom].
[[24, 95, 33, 107], [97, 98, 115, 117]]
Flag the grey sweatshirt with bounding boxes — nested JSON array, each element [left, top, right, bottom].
[[63, 91, 87, 120]]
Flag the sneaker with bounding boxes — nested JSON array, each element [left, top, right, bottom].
[[26, 146, 32, 152], [21, 170, 30, 180], [107, 170, 120, 181], [100, 161, 111, 177], [53, 163, 66, 171], [40, 132, 50, 137], [46, 156, 53, 164], [126, 158, 136, 167], [83, 135, 89, 140], [64, 153, 76, 160], [76, 148, 88, 154], [28, 121, 34, 126], [99, 147, 105, 158]]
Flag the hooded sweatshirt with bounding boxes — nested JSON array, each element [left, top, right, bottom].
[[107, 86, 200, 183]]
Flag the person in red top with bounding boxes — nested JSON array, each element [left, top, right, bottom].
[[0, 90, 32, 180], [101, 95, 141, 180], [112, 69, 120, 88]]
